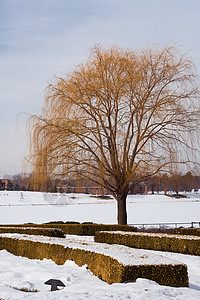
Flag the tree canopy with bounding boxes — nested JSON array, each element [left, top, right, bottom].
[[27, 45, 200, 224]]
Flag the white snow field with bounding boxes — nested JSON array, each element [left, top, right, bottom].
[[0, 246, 200, 300], [0, 191, 199, 299], [0, 191, 199, 225]]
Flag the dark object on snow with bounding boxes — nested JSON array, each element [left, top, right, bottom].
[[44, 279, 65, 291]]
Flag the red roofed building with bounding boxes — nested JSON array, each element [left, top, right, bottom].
[[0, 179, 9, 190]]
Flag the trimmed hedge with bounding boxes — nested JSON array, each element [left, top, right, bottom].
[[0, 227, 65, 238], [94, 231, 200, 256], [121, 264, 188, 287], [0, 235, 188, 287], [0, 223, 138, 236], [172, 227, 200, 237]]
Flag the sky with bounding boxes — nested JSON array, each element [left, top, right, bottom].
[[0, 0, 200, 177]]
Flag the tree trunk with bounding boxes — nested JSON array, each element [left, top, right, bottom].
[[117, 194, 127, 225]]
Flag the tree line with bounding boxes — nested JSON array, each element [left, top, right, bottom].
[[2, 171, 200, 195]]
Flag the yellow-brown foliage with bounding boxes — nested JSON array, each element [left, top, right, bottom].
[[27, 45, 200, 224], [94, 231, 200, 256], [0, 223, 138, 236], [0, 236, 188, 286]]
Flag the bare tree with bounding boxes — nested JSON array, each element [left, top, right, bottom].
[[27, 45, 200, 224]]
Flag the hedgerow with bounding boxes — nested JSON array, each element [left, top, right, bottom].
[[172, 227, 200, 236], [0, 236, 188, 287], [0, 223, 137, 236], [94, 231, 200, 256], [0, 227, 65, 238]]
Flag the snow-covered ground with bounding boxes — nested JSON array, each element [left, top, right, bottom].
[[0, 191, 199, 225], [0, 248, 200, 300], [0, 191, 200, 299]]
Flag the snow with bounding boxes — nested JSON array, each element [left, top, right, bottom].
[[0, 233, 183, 266], [0, 191, 114, 206], [0, 249, 200, 300], [0, 191, 116, 224], [0, 191, 199, 225], [0, 191, 200, 299]]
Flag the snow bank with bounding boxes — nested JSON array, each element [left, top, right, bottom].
[[0, 250, 199, 300]]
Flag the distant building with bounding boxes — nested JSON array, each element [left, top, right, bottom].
[[0, 179, 9, 190]]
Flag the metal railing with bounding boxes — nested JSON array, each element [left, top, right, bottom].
[[129, 222, 200, 230]]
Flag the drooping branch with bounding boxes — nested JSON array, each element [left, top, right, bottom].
[[27, 45, 200, 224]]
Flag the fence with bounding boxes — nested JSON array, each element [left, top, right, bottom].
[[129, 222, 200, 230]]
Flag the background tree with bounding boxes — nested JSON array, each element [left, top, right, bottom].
[[27, 45, 200, 224], [11, 173, 33, 191], [6, 180, 13, 191]]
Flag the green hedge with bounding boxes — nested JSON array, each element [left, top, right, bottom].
[[0, 223, 138, 236], [94, 231, 200, 256], [0, 227, 65, 238], [172, 227, 200, 236], [0, 236, 188, 287]]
